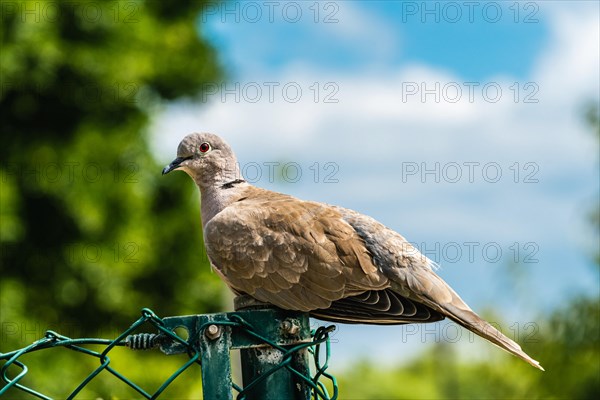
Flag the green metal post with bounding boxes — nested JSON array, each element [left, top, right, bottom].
[[160, 299, 313, 400], [234, 296, 311, 400], [199, 323, 233, 400], [239, 346, 309, 400]]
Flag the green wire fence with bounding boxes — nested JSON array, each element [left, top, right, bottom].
[[0, 305, 338, 399]]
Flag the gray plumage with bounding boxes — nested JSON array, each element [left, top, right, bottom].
[[163, 132, 543, 371]]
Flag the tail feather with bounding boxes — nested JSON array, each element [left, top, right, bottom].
[[444, 304, 544, 371], [401, 270, 544, 370]]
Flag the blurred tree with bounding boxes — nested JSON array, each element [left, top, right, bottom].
[[585, 101, 600, 266], [1, 0, 224, 396]]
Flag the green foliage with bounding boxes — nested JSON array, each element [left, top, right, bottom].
[[1, 0, 224, 396], [336, 299, 599, 399]]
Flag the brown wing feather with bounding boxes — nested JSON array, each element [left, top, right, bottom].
[[311, 289, 445, 325], [204, 188, 388, 312]]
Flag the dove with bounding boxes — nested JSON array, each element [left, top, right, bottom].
[[162, 132, 543, 370]]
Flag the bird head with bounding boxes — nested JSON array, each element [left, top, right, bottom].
[[162, 132, 241, 188]]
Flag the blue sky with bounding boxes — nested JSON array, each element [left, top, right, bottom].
[[153, 1, 599, 367], [369, 1, 548, 79], [201, 0, 549, 79]]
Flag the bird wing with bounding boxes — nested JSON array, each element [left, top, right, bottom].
[[311, 288, 444, 325], [204, 188, 387, 311], [204, 188, 441, 326]]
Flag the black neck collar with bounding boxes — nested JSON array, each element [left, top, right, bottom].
[[221, 179, 246, 189]]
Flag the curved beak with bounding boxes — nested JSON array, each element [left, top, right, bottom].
[[162, 156, 192, 175]]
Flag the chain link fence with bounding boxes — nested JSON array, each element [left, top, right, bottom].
[[1, 307, 338, 399]]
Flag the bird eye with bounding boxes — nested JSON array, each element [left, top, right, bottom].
[[199, 142, 210, 153]]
